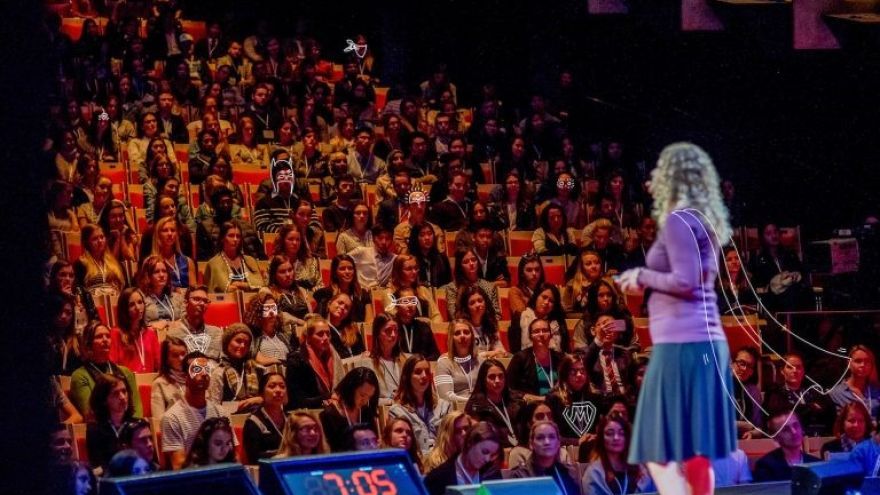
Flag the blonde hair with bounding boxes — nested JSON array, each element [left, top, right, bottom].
[[275, 410, 330, 457], [149, 216, 182, 257], [650, 142, 731, 244], [422, 411, 469, 471]]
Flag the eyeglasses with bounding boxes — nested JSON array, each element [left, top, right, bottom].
[[603, 429, 625, 439], [734, 360, 755, 369], [189, 297, 211, 304]]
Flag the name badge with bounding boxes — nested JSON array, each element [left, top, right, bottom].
[[262, 130, 276, 141]]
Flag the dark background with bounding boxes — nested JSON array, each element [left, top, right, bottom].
[[187, 0, 880, 238], [3, 1, 879, 493]]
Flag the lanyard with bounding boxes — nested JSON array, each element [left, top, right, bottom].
[[329, 323, 353, 357], [134, 332, 146, 369], [536, 351, 555, 389], [454, 356, 475, 392], [614, 473, 628, 494], [401, 324, 414, 353], [489, 398, 518, 445], [379, 358, 400, 391], [155, 293, 176, 321], [456, 456, 480, 485]]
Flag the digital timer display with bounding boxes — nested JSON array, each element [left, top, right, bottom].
[[283, 463, 420, 495]]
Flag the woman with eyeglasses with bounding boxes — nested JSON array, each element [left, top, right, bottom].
[[285, 317, 345, 409], [508, 318, 565, 403], [86, 374, 139, 470], [244, 372, 288, 462], [582, 414, 652, 494], [275, 410, 330, 457], [509, 421, 580, 495], [465, 359, 523, 448], [184, 417, 237, 467], [320, 367, 381, 452]]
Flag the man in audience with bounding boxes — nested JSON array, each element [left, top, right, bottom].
[[345, 423, 380, 451], [472, 220, 510, 287], [753, 411, 819, 482], [243, 82, 282, 143], [404, 132, 438, 184], [347, 126, 386, 184], [322, 174, 357, 232], [119, 419, 156, 469], [432, 112, 455, 155], [375, 171, 412, 230], [49, 424, 74, 463], [429, 169, 471, 231], [254, 156, 302, 233], [215, 40, 254, 89], [349, 224, 397, 288], [156, 91, 187, 143], [161, 352, 230, 470], [167, 286, 223, 363]]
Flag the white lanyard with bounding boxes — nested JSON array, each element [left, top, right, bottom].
[[155, 294, 176, 321], [379, 358, 400, 391], [456, 456, 480, 485], [328, 323, 353, 357], [536, 351, 555, 389], [232, 367, 245, 399], [341, 403, 362, 427], [489, 397, 518, 445], [134, 332, 146, 369], [614, 473, 628, 494], [454, 356, 475, 392], [553, 466, 569, 495], [444, 197, 466, 220], [165, 255, 181, 284], [263, 408, 285, 438], [401, 324, 414, 353]]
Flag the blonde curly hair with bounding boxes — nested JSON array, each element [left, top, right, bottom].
[[650, 142, 732, 243]]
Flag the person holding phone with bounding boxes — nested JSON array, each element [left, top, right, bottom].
[[614, 143, 736, 495], [584, 315, 634, 401]]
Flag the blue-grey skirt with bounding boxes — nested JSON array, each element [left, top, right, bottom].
[[628, 341, 738, 464]]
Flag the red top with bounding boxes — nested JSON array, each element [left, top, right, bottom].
[[109, 327, 161, 373]]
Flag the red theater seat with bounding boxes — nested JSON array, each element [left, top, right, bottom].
[[204, 293, 241, 328]]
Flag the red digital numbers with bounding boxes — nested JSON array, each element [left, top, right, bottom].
[[322, 469, 397, 495], [322, 473, 350, 495], [370, 469, 398, 495]]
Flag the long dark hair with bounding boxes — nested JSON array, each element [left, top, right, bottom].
[[394, 354, 437, 412], [329, 254, 363, 295], [335, 367, 380, 418], [185, 417, 236, 466], [472, 359, 512, 402], [454, 285, 498, 345], [90, 373, 135, 423], [516, 254, 544, 293], [159, 336, 187, 379], [593, 413, 642, 486], [452, 248, 482, 285]]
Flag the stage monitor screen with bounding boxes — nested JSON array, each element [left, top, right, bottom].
[[260, 449, 426, 495], [99, 464, 259, 495]]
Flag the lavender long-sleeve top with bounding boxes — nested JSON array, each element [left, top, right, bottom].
[[637, 210, 726, 344]]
